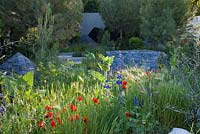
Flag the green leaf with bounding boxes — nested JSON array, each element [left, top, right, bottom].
[[22, 71, 34, 88], [78, 76, 84, 83], [98, 54, 114, 71], [88, 70, 105, 81]]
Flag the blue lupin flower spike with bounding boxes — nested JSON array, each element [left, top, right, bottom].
[[133, 96, 140, 106], [104, 85, 111, 89], [117, 74, 122, 79], [116, 80, 122, 85]]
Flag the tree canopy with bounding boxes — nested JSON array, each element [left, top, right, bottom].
[[140, 0, 191, 44], [100, 0, 141, 37], [0, 0, 83, 43]]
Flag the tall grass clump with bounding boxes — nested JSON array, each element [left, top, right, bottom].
[[169, 28, 200, 132], [121, 67, 189, 128]]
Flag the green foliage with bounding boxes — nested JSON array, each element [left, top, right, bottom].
[[98, 54, 114, 72], [100, 31, 115, 50], [82, 52, 97, 69], [18, 4, 59, 62], [17, 27, 39, 59], [140, 0, 191, 45], [1, 0, 198, 132], [192, 0, 200, 15], [0, 0, 83, 42], [0, 18, 3, 37], [0, 0, 38, 41], [0, 0, 83, 59], [47, 0, 83, 43], [88, 70, 105, 81], [100, 0, 141, 37], [128, 37, 144, 49], [35, 4, 55, 63], [121, 68, 189, 128], [60, 43, 89, 53], [87, 53, 114, 81], [168, 30, 200, 132], [83, 0, 100, 12], [0, 54, 193, 133], [22, 71, 34, 88]]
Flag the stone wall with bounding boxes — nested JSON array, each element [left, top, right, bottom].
[[106, 50, 168, 71], [0, 52, 35, 75]]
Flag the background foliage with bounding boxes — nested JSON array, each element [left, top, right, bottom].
[[100, 0, 141, 38], [140, 0, 191, 49], [0, 0, 83, 59], [83, 0, 100, 12]]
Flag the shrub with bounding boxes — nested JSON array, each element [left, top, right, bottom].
[[0, 0, 83, 56], [83, 0, 100, 12], [100, 0, 141, 38], [140, 0, 191, 46], [100, 31, 115, 50], [128, 37, 144, 49]]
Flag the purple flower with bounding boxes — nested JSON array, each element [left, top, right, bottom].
[[104, 85, 111, 89], [133, 96, 140, 106], [117, 75, 122, 79], [133, 96, 143, 107], [116, 80, 122, 85]]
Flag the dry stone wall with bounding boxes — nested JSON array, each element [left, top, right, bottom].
[[106, 50, 168, 71]]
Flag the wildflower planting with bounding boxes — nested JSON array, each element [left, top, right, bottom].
[[0, 57, 193, 133], [0, 0, 200, 133]]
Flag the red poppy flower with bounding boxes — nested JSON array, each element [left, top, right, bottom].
[[146, 71, 151, 76], [75, 114, 80, 120], [78, 96, 83, 102], [125, 112, 131, 118], [122, 85, 127, 89], [45, 105, 51, 111], [56, 117, 62, 124], [62, 107, 66, 113], [69, 104, 77, 112], [50, 120, 56, 128], [38, 121, 45, 128], [122, 80, 127, 85], [45, 112, 53, 119], [82, 116, 88, 123], [92, 98, 99, 104]]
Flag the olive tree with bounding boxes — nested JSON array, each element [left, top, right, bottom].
[[140, 0, 191, 45], [100, 0, 141, 38]]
